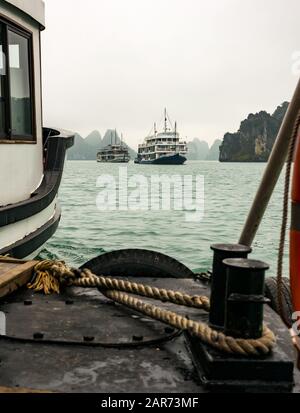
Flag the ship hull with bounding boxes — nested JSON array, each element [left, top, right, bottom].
[[0, 128, 74, 259], [97, 159, 130, 164], [135, 154, 187, 165]]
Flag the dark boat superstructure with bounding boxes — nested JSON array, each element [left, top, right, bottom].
[[97, 144, 130, 163], [97, 131, 130, 163], [135, 109, 188, 165], [0, 0, 74, 259]]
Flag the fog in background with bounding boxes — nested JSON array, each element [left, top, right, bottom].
[[42, 0, 300, 146]]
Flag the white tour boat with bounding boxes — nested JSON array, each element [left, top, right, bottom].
[[135, 109, 188, 165]]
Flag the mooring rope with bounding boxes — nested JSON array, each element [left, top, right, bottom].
[[277, 110, 300, 327], [28, 260, 276, 357]]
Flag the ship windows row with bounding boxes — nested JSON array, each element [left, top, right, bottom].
[[0, 19, 34, 141]]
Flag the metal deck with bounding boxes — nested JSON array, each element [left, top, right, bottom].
[[0, 260, 299, 393]]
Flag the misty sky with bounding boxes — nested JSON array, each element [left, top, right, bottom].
[[42, 0, 300, 146]]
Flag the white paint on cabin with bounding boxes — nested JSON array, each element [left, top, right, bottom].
[[0, 1, 44, 206], [3, 0, 45, 28]]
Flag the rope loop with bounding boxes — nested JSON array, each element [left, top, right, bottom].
[[28, 260, 276, 356]]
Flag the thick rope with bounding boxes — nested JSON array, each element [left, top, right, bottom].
[[76, 269, 211, 311], [28, 260, 276, 356], [104, 290, 275, 356], [277, 110, 300, 327]]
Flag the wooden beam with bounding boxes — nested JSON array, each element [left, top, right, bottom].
[[0, 260, 38, 298], [0, 257, 27, 264], [0, 386, 53, 393]]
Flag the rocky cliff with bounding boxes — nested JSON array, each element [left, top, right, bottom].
[[67, 130, 137, 160], [67, 133, 99, 160], [219, 102, 289, 162], [186, 138, 222, 161], [186, 139, 209, 160], [206, 139, 222, 161]]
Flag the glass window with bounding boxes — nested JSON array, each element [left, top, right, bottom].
[[0, 20, 34, 141], [0, 24, 6, 136], [8, 29, 32, 137]]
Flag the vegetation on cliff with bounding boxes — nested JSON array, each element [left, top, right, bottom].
[[219, 102, 289, 162]]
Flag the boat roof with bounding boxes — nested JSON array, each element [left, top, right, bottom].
[[3, 0, 45, 29], [102, 144, 125, 148], [98, 144, 128, 151]]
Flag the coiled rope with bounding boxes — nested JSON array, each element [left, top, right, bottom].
[[28, 260, 276, 357]]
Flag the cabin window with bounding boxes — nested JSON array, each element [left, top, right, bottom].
[[0, 20, 34, 141], [0, 24, 6, 137]]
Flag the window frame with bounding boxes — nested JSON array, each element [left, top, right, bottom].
[[0, 16, 36, 143]]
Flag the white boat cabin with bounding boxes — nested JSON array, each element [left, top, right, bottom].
[[0, 0, 45, 206], [138, 131, 187, 162], [0, 0, 74, 258]]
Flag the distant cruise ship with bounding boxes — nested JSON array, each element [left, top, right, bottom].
[[135, 110, 188, 165], [97, 131, 130, 163]]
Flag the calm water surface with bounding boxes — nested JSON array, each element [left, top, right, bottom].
[[39, 161, 289, 275]]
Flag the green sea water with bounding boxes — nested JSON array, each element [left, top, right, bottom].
[[39, 160, 289, 275]]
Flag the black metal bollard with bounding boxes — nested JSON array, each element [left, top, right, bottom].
[[209, 244, 252, 330], [223, 258, 270, 339]]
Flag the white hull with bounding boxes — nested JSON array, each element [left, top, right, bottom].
[[0, 199, 57, 252]]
